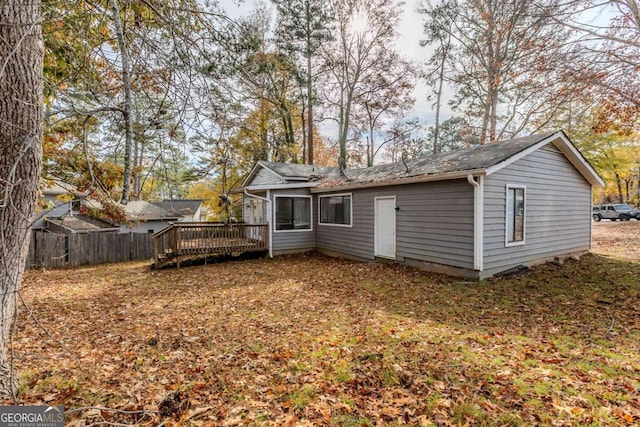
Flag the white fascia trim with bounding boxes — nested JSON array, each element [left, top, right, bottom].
[[311, 169, 486, 193], [467, 174, 484, 272], [240, 162, 261, 188], [552, 134, 606, 188], [485, 131, 605, 188], [246, 182, 319, 191]]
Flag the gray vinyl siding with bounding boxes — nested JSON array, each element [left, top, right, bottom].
[[483, 144, 592, 275], [271, 188, 316, 253], [251, 168, 282, 186], [316, 180, 475, 269], [315, 190, 373, 261]]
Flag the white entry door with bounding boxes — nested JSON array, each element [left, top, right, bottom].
[[375, 196, 396, 259], [248, 199, 265, 224]]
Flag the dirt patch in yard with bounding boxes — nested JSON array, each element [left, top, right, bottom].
[[5, 225, 640, 426], [592, 220, 640, 261]]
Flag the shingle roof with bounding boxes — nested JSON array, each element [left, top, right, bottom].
[[315, 131, 558, 190], [45, 216, 119, 233], [259, 161, 338, 180], [122, 201, 181, 221], [41, 179, 83, 196], [151, 199, 203, 217], [242, 131, 603, 192]]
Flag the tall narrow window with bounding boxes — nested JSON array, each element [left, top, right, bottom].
[[319, 194, 352, 226], [506, 186, 525, 245], [275, 196, 311, 231]]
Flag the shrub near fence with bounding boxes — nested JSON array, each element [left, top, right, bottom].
[[27, 231, 154, 269]]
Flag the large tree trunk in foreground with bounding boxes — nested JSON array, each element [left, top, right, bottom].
[[0, 0, 44, 398]]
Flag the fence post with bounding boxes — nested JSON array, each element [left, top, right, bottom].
[[175, 226, 181, 269], [65, 234, 69, 266]]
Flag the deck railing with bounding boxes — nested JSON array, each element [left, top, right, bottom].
[[152, 222, 269, 268]]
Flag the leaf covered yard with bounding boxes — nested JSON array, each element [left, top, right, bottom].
[[9, 223, 640, 426]]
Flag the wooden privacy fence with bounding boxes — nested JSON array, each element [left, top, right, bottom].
[[27, 231, 154, 269], [153, 222, 269, 268]]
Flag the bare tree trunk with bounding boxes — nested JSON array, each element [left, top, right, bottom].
[[339, 80, 357, 160], [307, 53, 314, 165], [489, 86, 498, 143], [433, 58, 445, 154], [615, 172, 624, 203], [433, 35, 450, 154], [132, 112, 142, 200], [480, 86, 491, 145], [0, 0, 44, 398], [109, 0, 134, 205], [637, 166, 640, 202], [300, 104, 307, 164], [337, 85, 347, 159], [624, 178, 631, 203]]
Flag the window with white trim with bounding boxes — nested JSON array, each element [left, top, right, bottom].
[[319, 194, 352, 226], [275, 196, 311, 231], [506, 185, 525, 245]]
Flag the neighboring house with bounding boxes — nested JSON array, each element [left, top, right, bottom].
[[151, 199, 204, 222], [240, 130, 604, 279], [120, 200, 181, 234], [45, 216, 120, 234], [34, 179, 84, 229], [37, 183, 197, 234]]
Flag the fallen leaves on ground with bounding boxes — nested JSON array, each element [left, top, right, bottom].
[[592, 220, 640, 261], [7, 223, 640, 426]]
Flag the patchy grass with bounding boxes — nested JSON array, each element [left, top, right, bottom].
[[6, 223, 640, 426]]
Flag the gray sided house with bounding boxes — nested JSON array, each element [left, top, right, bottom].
[[240, 131, 604, 279], [151, 199, 204, 222], [121, 201, 181, 234], [33, 179, 85, 229]]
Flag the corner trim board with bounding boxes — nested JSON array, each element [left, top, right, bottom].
[[467, 174, 484, 271]]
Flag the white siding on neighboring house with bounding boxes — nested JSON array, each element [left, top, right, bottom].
[[120, 221, 173, 234], [483, 144, 592, 277]]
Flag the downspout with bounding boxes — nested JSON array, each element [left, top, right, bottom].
[[467, 174, 484, 272], [244, 189, 273, 258], [589, 188, 593, 250]]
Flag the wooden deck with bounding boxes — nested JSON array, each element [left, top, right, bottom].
[[152, 222, 269, 268]]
